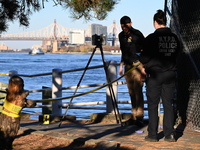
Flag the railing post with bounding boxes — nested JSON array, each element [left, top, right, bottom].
[[106, 61, 118, 113], [42, 86, 52, 114], [8, 70, 18, 79], [52, 69, 62, 117]]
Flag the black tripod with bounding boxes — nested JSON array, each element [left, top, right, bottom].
[[59, 43, 122, 127], [98, 44, 122, 124]]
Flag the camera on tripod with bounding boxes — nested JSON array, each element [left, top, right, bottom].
[[92, 34, 106, 46]]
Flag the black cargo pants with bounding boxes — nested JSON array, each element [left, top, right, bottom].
[[146, 70, 176, 138]]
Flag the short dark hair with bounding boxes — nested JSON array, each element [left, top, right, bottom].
[[153, 9, 167, 25], [120, 16, 131, 24]]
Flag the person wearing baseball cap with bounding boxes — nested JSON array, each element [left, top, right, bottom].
[[118, 15, 146, 127], [120, 16, 131, 24]]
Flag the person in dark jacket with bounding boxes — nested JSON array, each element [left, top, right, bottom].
[[118, 16, 146, 126], [140, 10, 180, 142]]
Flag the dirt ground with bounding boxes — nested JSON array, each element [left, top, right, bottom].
[[13, 132, 136, 150], [11, 119, 200, 150], [11, 119, 136, 150], [12, 128, 200, 150]]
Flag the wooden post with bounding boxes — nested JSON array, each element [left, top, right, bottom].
[[106, 61, 118, 113], [42, 86, 52, 114], [52, 69, 62, 116]]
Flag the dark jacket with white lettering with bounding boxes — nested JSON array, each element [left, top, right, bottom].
[[139, 27, 180, 74], [119, 27, 144, 65]]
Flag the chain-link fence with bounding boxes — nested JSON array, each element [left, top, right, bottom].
[[166, 0, 200, 131]]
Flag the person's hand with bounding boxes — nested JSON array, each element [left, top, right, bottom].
[[119, 64, 124, 76], [139, 64, 146, 82], [141, 67, 146, 76]]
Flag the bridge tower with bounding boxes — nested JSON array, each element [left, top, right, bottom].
[[108, 20, 120, 46], [52, 19, 58, 53], [111, 20, 117, 46]]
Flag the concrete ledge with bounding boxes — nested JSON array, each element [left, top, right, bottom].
[[90, 113, 133, 123]]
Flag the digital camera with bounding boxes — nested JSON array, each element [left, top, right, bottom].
[[92, 34, 106, 46]]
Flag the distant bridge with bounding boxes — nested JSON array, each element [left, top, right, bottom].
[[0, 20, 120, 52], [0, 20, 85, 42]]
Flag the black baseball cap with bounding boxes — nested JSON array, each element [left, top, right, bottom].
[[120, 16, 131, 24]]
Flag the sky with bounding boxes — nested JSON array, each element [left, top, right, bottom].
[[2, 0, 165, 49]]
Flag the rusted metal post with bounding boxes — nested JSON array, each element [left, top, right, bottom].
[[52, 69, 62, 116], [106, 61, 118, 113]]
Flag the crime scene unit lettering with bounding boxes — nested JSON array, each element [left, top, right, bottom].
[[158, 36, 177, 56]]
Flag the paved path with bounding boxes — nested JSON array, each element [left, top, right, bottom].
[[19, 120, 200, 150]]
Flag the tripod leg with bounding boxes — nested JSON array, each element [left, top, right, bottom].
[[59, 46, 97, 127], [99, 45, 122, 125]]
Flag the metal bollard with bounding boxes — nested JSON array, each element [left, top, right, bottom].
[[106, 61, 118, 113], [52, 69, 62, 117]]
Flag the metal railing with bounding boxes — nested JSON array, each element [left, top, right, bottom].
[[0, 61, 151, 120]]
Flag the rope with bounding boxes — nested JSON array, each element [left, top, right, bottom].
[[0, 73, 9, 76], [35, 64, 140, 103]]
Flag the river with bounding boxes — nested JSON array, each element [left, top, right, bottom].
[[0, 52, 147, 120]]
